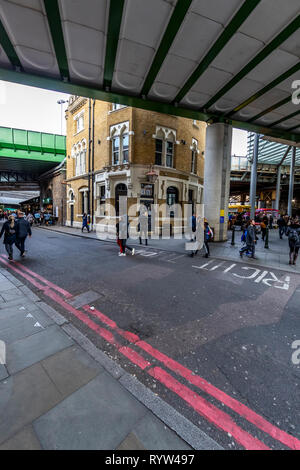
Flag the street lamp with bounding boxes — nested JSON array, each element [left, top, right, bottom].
[[57, 99, 68, 134]]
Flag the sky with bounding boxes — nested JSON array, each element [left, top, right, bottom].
[[0, 80, 248, 155]]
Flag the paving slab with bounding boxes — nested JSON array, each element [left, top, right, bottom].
[[1, 288, 24, 303], [34, 372, 148, 450], [0, 365, 8, 381], [0, 309, 47, 344], [0, 425, 42, 450], [0, 363, 62, 445], [117, 432, 146, 450], [40, 345, 103, 397], [6, 324, 74, 374], [131, 412, 192, 450]]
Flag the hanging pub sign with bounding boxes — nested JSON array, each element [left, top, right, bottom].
[[141, 183, 153, 198]]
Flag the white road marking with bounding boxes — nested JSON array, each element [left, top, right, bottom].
[[192, 260, 214, 270], [262, 273, 290, 290], [210, 261, 225, 271], [254, 271, 269, 283], [223, 264, 236, 273], [233, 267, 261, 280]]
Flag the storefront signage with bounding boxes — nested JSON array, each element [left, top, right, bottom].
[[141, 183, 153, 198]]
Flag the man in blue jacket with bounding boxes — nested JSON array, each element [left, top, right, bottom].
[[15, 211, 32, 257]]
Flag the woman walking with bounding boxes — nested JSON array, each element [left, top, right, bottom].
[[0, 215, 17, 261]]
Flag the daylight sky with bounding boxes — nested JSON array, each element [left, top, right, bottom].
[[0, 80, 247, 155]]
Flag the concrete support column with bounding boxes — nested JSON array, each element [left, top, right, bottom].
[[250, 133, 259, 220], [288, 146, 296, 217], [275, 165, 281, 211], [203, 123, 232, 241]]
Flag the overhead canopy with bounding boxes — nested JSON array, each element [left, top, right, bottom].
[[247, 132, 300, 166], [0, 0, 299, 142], [0, 126, 66, 175]]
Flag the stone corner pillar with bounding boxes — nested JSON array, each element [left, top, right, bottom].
[[203, 123, 232, 242]]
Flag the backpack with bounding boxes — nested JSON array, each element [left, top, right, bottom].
[[288, 229, 300, 243]]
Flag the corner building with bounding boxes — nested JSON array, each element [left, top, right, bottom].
[[65, 97, 206, 235]]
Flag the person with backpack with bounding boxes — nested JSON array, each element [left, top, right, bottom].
[[239, 220, 257, 259], [118, 214, 135, 257], [203, 221, 213, 258], [286, 219, 300, 265], [0, 215, 17, 260]]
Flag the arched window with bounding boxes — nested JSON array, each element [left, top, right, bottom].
[[167, 186, 179, 206], [166, 132, 175, 168], [112, 135, 120, 165], [191, 139, 198, 174]]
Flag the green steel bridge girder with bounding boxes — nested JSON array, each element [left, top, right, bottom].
[[0, 126, 66, 175]]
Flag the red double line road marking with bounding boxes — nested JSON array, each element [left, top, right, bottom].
[[2, 257, 299, 449]]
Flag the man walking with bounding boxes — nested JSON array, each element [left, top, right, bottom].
[[240, 220, 257, 259], [286, 218, 300, 265], [277, 214, 286, 239], [82, 213, 90, 232], [15, 210, 32, 257]]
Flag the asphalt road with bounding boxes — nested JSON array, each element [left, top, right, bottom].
[[1, 225, 299, 450]]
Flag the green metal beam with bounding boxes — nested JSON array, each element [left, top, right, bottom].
[[203, 15, 300, 110], [1, 66, 300, 143], [43, 0, 70, 81], [103, 0, 125, 90], [174, 0, 261, 104], [0, 18, 22, 69], [227, 62, 300, 116], [141, 0, 193, 97], [248, 97, 291, 123], [270, 110, 300, 127]]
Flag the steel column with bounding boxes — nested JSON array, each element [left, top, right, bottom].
[[250, 134, 259, 219], [275, 165, 281, 211], [288, 147, 296, 217]]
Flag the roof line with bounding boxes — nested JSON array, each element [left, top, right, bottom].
[[141, 0, 193, 97], [247, 97, 291, 123], [173, 0, 261, 104], [0, 18, 22, 69], [43, 0, 70, 81], [203, 15, 300, 110], [1, 66, 300, 143], [103, 0, 125, 90]]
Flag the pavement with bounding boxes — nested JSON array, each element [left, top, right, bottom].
[[0, 266, 220, 450], [37, 223, 300, 274]]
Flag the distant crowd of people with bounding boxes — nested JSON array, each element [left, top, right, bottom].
[[238, 213, 300, 265]]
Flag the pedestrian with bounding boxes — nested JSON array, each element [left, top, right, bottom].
[[261, 219, 267, 241], [277, 214, 286, 239], [240, 219, 257, 259], [82, 213, 90, 233], [119, 214, 135, 256], [189, 212, 197, 242], [203, 221, 213, 258], [286, 218, 300, 265], [269, 214, 273, 229], [15, 210, 32, 257], [26, 212, 34, 227], [138, 208, 148, 246], [0, 215, 17, 260]]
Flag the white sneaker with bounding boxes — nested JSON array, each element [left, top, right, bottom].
[[132, 248, 135, 256], [118, 252, 123, 256]]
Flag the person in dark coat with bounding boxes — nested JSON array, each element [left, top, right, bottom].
[[277, 215, 286, 239], [240, 220, 257, 259], [82, 213, 89, 232], [286, 219, 300, 265], [15, 211, 32, 257], [0, 215, 17, 260]]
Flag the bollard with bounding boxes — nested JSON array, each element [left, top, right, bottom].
[[231, 225, 235, 246], [264, 227, 269, 249]]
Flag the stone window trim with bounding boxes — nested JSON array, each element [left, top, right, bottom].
[[190, 138, 200, 175], [67, 188, 75, 205], [153, 126, 177, 168], [73, 109, 85, 135], [72, 139, 87, 177], [109, 104, 128, 113], [107, 121, 132, 166]]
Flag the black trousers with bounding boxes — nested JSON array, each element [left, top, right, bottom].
[[15, 236, 27, 254]]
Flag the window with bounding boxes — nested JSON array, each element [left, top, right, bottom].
[[75, 150, 86, 176], [76, 114, 84, 133], [166, 141, 174, 168], [112, 103, 126, 111], [112, 136, 120, 165], [167, 186, 179, 206], [122, 134, 129, 163], [155, 139, 163, 165], [191, 150, 197, 174]]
